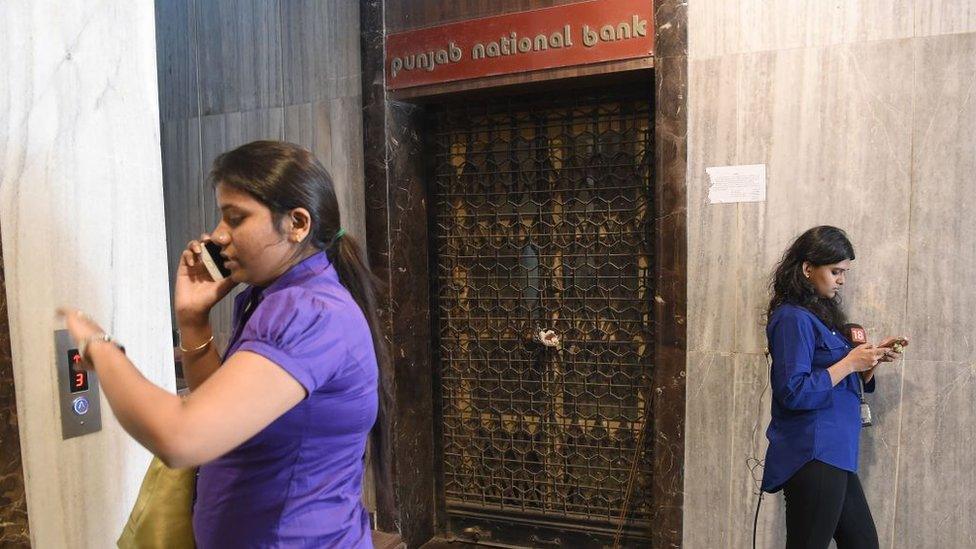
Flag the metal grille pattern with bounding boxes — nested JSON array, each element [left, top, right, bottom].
[[429, 88, 654, 534]]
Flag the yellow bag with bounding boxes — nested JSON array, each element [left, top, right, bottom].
[[117, 455, 196, 548]]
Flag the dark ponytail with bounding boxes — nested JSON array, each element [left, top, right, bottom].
[[327, 234, 390, 374], [767, 225, 855, 330]]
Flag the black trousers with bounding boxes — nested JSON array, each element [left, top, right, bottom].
[[783, 460, 879, 549]]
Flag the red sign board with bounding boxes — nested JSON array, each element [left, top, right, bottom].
[[385, 0, 654, 90]]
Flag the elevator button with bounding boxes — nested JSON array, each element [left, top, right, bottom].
[[72, 397, 90, 416]]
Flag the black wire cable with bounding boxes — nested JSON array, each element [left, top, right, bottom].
[[753, 491, 764, 549], [751, 351, 771, 549]]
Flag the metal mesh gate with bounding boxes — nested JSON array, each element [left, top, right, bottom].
[[429, 86, 654, 544]]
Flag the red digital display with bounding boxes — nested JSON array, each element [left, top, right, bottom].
[[67, 349, 89, 393]]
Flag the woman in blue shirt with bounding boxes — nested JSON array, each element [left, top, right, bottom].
[[762, 226, 908, 548]]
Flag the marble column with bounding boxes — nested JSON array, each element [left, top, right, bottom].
[[0, 2, 174, 547]]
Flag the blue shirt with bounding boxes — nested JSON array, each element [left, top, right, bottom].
[[193, 252, 378, 548], [761, 304, 875, 493]]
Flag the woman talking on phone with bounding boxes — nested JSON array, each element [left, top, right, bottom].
[[59, 141, 384, 548], [761, 226, 908, 549]]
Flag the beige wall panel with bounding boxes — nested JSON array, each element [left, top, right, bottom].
[[892, 359, 976, 546], [682, 351, 736, 548], [689, 0, 913, 59], [687, 57, 740, 352], [915, 0, 976, 37], [906, 32, 976, 364]]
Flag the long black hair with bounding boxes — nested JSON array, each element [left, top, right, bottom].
[[767, 225, 855, 330]]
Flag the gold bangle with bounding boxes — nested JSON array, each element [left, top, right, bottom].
[[178, 334, 213, 354]]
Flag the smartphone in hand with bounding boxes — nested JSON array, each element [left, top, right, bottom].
[[200, 241, 231, 281]]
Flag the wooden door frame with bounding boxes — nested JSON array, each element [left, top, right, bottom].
[[360, 2, 687, 546], [0, 223, 31, 544]]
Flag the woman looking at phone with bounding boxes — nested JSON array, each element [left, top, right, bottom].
[[59, 141, 384, 548], [761, 226, 908, 549]]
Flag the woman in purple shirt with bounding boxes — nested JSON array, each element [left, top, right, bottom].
[[59, 141, 385, 547], [762, 226, 908, 548]]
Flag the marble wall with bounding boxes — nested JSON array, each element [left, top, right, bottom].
[[0, 2, 174, 547], [684, 1, 976, 547]]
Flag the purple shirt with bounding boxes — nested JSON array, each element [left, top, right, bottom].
[[193, 252, 377, 548]]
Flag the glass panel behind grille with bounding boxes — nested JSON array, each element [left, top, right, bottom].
[[429, 88, 654, 536]]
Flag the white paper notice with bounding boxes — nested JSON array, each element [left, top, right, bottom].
[[706, 164, 766, 204]]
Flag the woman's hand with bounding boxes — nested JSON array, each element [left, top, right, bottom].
[[859, 336, 909, 384], [844, 343, 887, 373], [877, 336, 910, 363], [174, 234, 236, 325], [55, 308, 106, 370]]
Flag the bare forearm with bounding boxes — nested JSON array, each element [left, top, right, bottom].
[[184, 345, 222, 390], [178, 321, 221, 390], [827, 358, 854, 386], [87, 342, 184, 460]]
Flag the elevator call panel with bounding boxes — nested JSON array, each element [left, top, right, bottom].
[[55, 329, 102, 439]]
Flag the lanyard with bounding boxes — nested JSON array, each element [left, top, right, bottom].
[[845, 336, 873, 427], [857, 373, 872, 427]]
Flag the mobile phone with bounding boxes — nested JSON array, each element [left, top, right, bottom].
[[881, 338, 908, 348], [200, 241, 231, 281]]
